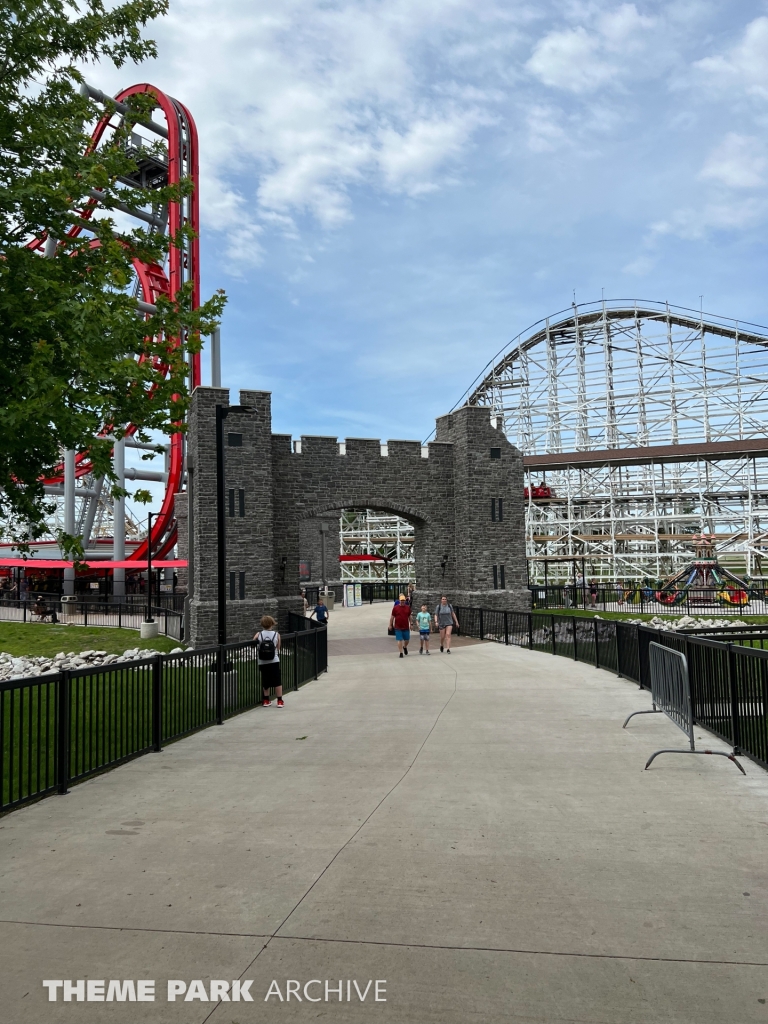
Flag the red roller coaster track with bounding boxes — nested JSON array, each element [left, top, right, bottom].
[[28, 83, 200, 568]]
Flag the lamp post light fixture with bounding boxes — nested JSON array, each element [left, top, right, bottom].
[[140, 511, 159, 639], [319, 520, 328, 588], [145, 511, 154, 623]]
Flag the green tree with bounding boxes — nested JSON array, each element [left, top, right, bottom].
[[0, 0, 226, 554]]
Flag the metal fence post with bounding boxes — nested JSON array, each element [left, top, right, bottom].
[[314, 628, 319, 680], [684, 636, 694, 723], [479, 608, 484, 640], [293, 635, 299, 692], [84, 604, 88, 627], [551, 614, 556, 654], [152, 655, 163, 751], [118, 604, 122, 629], [528, 613, 533, 650], [594, 618, 600, 669], [503, 610, 509, 646], [57, 671, 70, 795], [572, 615, 578, 660], [215, 645, 224, 725], [727, 644, 742, 755]]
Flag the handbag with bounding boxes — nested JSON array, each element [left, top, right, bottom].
[[388, 626, 396, 636]]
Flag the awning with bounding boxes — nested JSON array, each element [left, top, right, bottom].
[[0, 559, 187, 570]]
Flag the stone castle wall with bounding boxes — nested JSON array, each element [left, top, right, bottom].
[[183, 387, 529, 646]]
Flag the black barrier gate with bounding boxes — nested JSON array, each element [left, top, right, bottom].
[[623, 642, 745, 773]]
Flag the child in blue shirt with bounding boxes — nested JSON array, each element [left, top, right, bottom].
[[416, 604, 432, 655]]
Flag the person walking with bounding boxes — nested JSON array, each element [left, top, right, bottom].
[[390, 594, 411, 657], [255, 615, 284, 707], [416, 604, 432, 654], [310, 596, 330, 625], [434, 595, 459, 653]]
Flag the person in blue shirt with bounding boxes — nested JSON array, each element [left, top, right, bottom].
[[310, 596, 330, 625], [416, 604, 432, 655]]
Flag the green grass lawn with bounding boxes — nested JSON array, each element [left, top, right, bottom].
[[0, 622, 184, 658], [534, 607, 768, 624]]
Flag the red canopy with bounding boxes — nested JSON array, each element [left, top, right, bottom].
[[0, 559, 187, 570]]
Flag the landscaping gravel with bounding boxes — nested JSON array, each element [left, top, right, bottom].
[[0, 646, 186, 681]]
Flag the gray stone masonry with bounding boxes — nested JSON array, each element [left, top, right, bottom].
[[183, 387, 530, 646], [299, 514, 342, 586]]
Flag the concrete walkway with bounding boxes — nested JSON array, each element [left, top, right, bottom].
[[2, 603, 768, 1023]]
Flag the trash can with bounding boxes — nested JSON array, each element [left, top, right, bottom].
[[60, 594, 78, 622], [324, 591, 335, 611]]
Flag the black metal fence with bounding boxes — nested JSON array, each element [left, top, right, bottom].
[[0, 626, 328, 814], [454, 607, 639, 680], [0, 591, 186, 611], [529, 583, 765, 617], [454, 606, 768, 773], [0, 600, 184, 640], [302, 582, 414, 606]]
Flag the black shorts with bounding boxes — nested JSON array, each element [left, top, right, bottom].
[[260, 662, 282, 689]]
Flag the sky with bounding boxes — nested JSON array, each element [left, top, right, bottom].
[[89, 0, 768, 455]]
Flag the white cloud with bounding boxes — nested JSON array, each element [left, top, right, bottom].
[[85, 2, 767, 274], [101, 0, 527, 256], [700, 133, 766, 189], [622, 254, 655, 276], [651, 196, 768, 240], [526, 25, 615, 94], [695, 16, 768, 99], [377, 111, 488, 194], [598, 3, 655, 50], [525, 4, 655, 94]]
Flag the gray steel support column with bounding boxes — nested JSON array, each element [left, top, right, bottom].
[[63, 450, 76, 595], [211, 328, 221, 387], [81, 476, 104, 552], [113, 438, 126, 598]]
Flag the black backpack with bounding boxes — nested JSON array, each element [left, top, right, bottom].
[[258, 631, 276, 660]]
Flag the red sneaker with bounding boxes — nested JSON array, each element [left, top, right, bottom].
[[262, 698, 272, 707], [277, 698, 285, 708]]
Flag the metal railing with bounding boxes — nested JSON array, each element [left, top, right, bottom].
[[302, 582, 415, 606], [1, 626, 328, 814], [0, 591, 185, 611], [529, 583, 765, 617], [454, 606, 768, 773], [0, 599, 184, 640]]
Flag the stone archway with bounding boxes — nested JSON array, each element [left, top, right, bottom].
[[299, 501, 425, 590], [182, 388, 529, 646]]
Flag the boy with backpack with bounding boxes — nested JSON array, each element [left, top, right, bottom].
[[255, 615, 283, 707]]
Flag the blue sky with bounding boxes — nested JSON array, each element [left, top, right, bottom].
[[92, 0, 768, 446]]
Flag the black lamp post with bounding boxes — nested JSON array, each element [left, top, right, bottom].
[[145, 511, 154, 623]]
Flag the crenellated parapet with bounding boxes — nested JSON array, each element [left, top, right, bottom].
[[183, 387, 529, 645]]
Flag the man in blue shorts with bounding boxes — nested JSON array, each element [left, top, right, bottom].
[[390, 594, 411, 657]]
